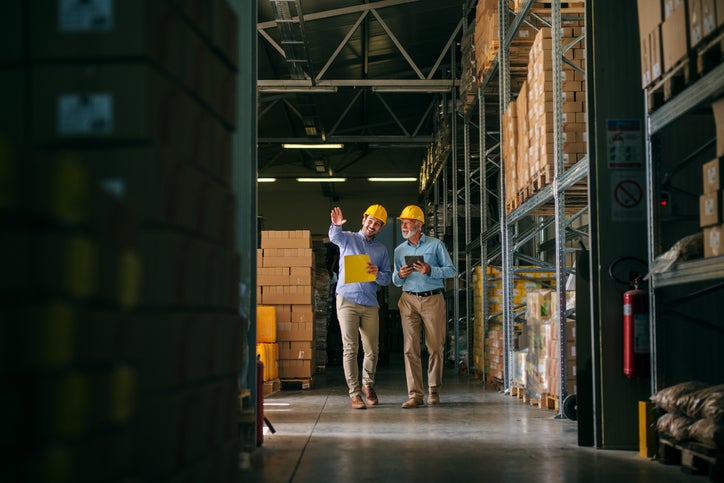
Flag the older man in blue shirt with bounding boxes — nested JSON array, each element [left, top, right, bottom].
[[393, 205, 456, 408], [329, 204, 391, 409]]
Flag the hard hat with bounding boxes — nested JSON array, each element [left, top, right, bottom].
[[363, 204, 387, 225], [397, 205, 425, 223]]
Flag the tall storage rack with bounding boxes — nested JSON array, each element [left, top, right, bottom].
[[454, 0, 589, 413], [644, 62, 724, 390]]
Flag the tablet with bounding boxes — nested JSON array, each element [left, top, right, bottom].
[[404, 255, 424, 266]]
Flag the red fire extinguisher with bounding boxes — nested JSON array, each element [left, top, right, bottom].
[[623, 277, 650, 379], [256, 355, 264, 446]]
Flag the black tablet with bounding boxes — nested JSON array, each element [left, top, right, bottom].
[[404, 255, 424, 266]]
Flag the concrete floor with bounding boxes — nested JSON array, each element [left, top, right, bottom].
[[242, 354, 703, 483]]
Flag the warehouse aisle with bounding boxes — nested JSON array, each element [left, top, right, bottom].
[[243, 354, 701, 483]]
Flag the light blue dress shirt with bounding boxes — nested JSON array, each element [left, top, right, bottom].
[[393, 234, 456, 291]]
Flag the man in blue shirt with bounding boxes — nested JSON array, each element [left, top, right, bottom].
[[393, 205, 456, 408], [329, 204, 392, 409]]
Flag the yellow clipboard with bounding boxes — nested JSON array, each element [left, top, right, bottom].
[[344, 254, 376, 283]]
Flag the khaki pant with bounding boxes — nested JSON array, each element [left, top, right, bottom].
[[336, 295, 380, 397], [398, 292, 446, 400]]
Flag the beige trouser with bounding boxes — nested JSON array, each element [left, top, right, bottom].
[[398, 291, 446, 400], [336, 295, 380, 397]]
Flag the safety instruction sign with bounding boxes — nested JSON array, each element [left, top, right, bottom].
[[607, 119, 642, 169], [611, 170, 645, 221]]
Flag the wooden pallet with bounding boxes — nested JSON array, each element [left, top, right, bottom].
[[696, 29, 724, 77], [658, 433, 724, 481], [281, 377, 314, 390], [646, 54, 696, 112]]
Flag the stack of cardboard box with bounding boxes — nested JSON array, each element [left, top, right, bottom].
[[701, 100, 724, 256], [1, 1, 243, 481], [257, 230, 316, 382]]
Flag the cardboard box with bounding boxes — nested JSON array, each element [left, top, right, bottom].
[[291, 306, 314, 324], [257, 267, 290, 286], [651, 25, 663, 82], [713, 98, 724, 156], [704, 224, 724, 257], [702, 0, 718, 35], [32, 64, 192, 147], [261, 248, 314, 267], [278, 359, 313, 378], [261, 285, 312, 305], [29, 0, 186, 81], [290, 267, 313, 285], [700, 191, 722, 227], [718, 0, 724, 27], [640, 32, 652, 88], [261, 230, 312, 249], [703, 157, 724, 193], [661, 2, 689, 72], [278, 341, 313, 360], [277, 322, 314, 341], [689, 0, 705, 47]]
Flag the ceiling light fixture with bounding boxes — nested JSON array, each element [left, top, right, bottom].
[[371, 86, 451, 93], [257, 177, 277, 182], [282, 143, 344, 149], [296, 177, 347, 182], [368, 177, 418, 182], [258, 86, 338, 93]]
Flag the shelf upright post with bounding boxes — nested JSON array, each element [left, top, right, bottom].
[[551, 0, 569, 418], [498, 0, 513, 393]]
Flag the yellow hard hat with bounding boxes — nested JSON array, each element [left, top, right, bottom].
[[397, 205, 425, 223], [364, 204, 387, 224]]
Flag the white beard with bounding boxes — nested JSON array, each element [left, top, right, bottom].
[[402, 226, 418, 240]]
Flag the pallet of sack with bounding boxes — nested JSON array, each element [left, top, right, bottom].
[[257, 230, 316, 384]]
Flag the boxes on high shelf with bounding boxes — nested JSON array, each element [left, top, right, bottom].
[[703, 224, 724, 257], [699, 190, 722, 227], [28, 0, 186, 82], [661, 0, 689, 73], [702, 157, 724, 193]]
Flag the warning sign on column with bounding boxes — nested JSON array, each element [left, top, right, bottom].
[[611, 171, 645, 221], [607, 119, 642, 169]]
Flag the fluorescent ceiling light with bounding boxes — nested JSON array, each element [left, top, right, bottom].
[[258, 86, 338, 93], [257, 177, 277, 182], [372, 86, 451, 93], [296, 177, 347, 182], [282, 143, 344, 149], [368, 177, 418, 182]]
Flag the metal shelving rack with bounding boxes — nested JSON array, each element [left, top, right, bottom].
[[644, 62, 724, 391], [456, 0, 589, 414]]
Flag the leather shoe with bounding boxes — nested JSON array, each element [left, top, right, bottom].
[[362, 386, 378, 405], [401, 397, 424, 409], [351, 395, 366, 409], [428, 392, 440, 405]]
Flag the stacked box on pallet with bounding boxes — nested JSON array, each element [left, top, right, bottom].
[[523, 26, 587, 203], [258, 231, 316, 382], [525, 290, 577, 401], [4, 1, 242, 481], [502, 100, 519, 212], [471, 266, 485, 376], [484, 267, 557, 385], [459, 20, 478, 117]]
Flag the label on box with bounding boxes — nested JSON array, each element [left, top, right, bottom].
[[57, 93, 114, 135], [59, 0, 114, 32]]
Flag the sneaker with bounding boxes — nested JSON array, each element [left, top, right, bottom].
[[428, 392, 440, 405], [362, 386, 379, 405], [401, 397, 424, 409], [351, 395, 366, 409]]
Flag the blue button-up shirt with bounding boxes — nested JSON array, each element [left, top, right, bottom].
[[393, 234, 456, 291], [329, 224, 391, 307]]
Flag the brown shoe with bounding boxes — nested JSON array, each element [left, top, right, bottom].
[[351, 395, 366, 409], [428, 392, 440, 405], [401, 397, 424, 409], [362, 386, 378, 405]]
